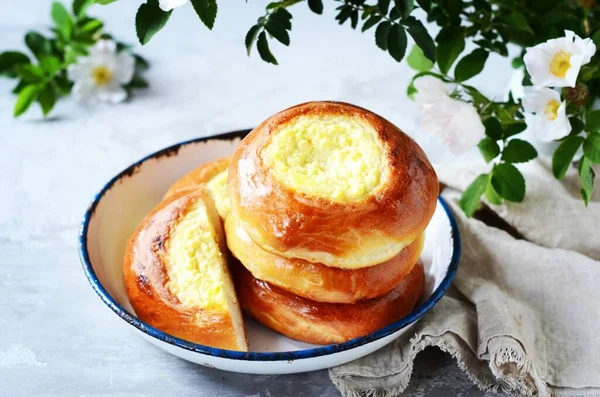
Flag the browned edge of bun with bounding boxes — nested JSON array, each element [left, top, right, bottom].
[[234, 259, 425, 345], [225, 211, 424, 303], [164, 156, 230, 200]]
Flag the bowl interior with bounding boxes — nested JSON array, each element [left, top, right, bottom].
[[82, 134, 455, 354]]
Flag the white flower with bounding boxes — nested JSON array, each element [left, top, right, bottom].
[[524, 30, 596, 88], [67, 40, 135, 104], [522, 87, 571, 142], [159, 0, 187, 11], [414, 76, 485, 155]]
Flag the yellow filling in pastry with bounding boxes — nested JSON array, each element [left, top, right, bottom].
[[205, 170, 230, 218], [262, 115, 387, 201], [165, 200, 226, 310]]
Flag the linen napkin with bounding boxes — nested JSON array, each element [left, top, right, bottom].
[[329, 158, 600, 397]]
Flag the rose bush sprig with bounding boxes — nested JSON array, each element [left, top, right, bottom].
[[405, 1, 599, 214], [0, 0, 149, 117], [99, 0, 600, 213]]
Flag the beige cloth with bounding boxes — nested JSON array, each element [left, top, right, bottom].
[[329, 159, 600, 397]]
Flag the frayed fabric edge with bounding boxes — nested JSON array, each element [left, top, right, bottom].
[[330, 332, 502, 397]]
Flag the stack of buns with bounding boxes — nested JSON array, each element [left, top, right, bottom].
[[123, 101, 438, 351]]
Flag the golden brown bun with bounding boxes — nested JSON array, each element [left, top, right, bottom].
[[123, 189, 247, 351], [228, 101, 438, 269], [225, 212, 424, 303], [235, 260, 425, 345], [164, 157, 229, 199]]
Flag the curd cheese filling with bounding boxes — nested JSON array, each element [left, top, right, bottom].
[[262, 115, 388, 201]]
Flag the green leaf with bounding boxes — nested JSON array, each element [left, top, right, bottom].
[[503, 122, 526, 139], [39, 55, 62, 76], [569, 116, 584, 136], [552, 136, 584, 179], [587, 110, 600, 132], [190, 0, 218, 30], [350, 9, 359, 29], [436, 26, 465, 74], [0, 51, 31, 78], [377, 0, 391, 14], [94, 0, 118, 4], [387, 24, 407, 62], [78, 19, 103, 35], [389, 7, 401, 20], [454, 48, 488, 82], [257, 31, 278, 65], [484, 117, 503, 141], [491, 163, 526, 202], [245, 25, 261, 55], [502, 139, 538, 163], [415, 0, 430, 11], [136, 0, 172, 45], [15, 64, 45, 83], [13, 84, 40, 117], [38, 84, 58, 116], [478, 137, 500, 163], [25, 32, 53, 60], [403, 16, 435, 62], [485, 182, 503, 205], [265, 20, 290, 46], [270, 8, 292, 30], [362, 15, 382, 32], [579, 156, 595, 206], [12, 80, 28, 94], [511, 56, 524, 69], [128, 74, 149, 88], [406, 45, 433, 71], [375, 21, 391, 51], [395, 0, 414, 18], [307, 0, 323, 14], [336, 7, 352, 25], [583, 132, 600, 164], [73, 0, 94, 18], [459, 173, 488, 217], [51, 2, 70, 27], [54, 76, 73, 94]]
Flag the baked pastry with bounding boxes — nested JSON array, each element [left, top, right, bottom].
[[164, 157, 230, 219], [225, 212, 424, 303], [228, 101, 438, 269], [123, 188, 247, 351], [235, 259, 425, 345]]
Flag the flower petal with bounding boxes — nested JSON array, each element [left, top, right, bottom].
[[114, 52, 135, 84], [97, 85, 128, 104], [414, 76, 449, 106], [90, 39, 117, 58], [159, 0, 187, 11]]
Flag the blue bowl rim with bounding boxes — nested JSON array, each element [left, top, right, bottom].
[[78, 129, 461, 362]]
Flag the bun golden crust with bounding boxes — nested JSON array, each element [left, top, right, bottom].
[[164, 157, 230, 199], [225, 212, 424, 303], [235, 260, 425, 345], [228, 101, 438, 269], [123, 189, 247, 351]]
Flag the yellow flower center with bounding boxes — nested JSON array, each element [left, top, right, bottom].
[[549, 50, 571, 78], [544, 99, 560, 121], [92, 66, 113, 86]]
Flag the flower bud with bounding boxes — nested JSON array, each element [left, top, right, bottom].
[[562, 83, 589, 106]]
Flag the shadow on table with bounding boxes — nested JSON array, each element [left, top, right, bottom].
[[177, 347, 498, 397]]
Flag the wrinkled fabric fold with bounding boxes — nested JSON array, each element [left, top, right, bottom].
[[329, 159, 600, 397]]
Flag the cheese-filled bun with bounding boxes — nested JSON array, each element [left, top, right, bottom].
[[123, 189, 247, 351], [228, 101, 438, 269], [225, 212, 424, 303], [235, 260, 425, 345], [164, 156, 230, 219]]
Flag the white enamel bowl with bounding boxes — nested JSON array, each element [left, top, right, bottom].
[[79, 129, 461, 375]]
